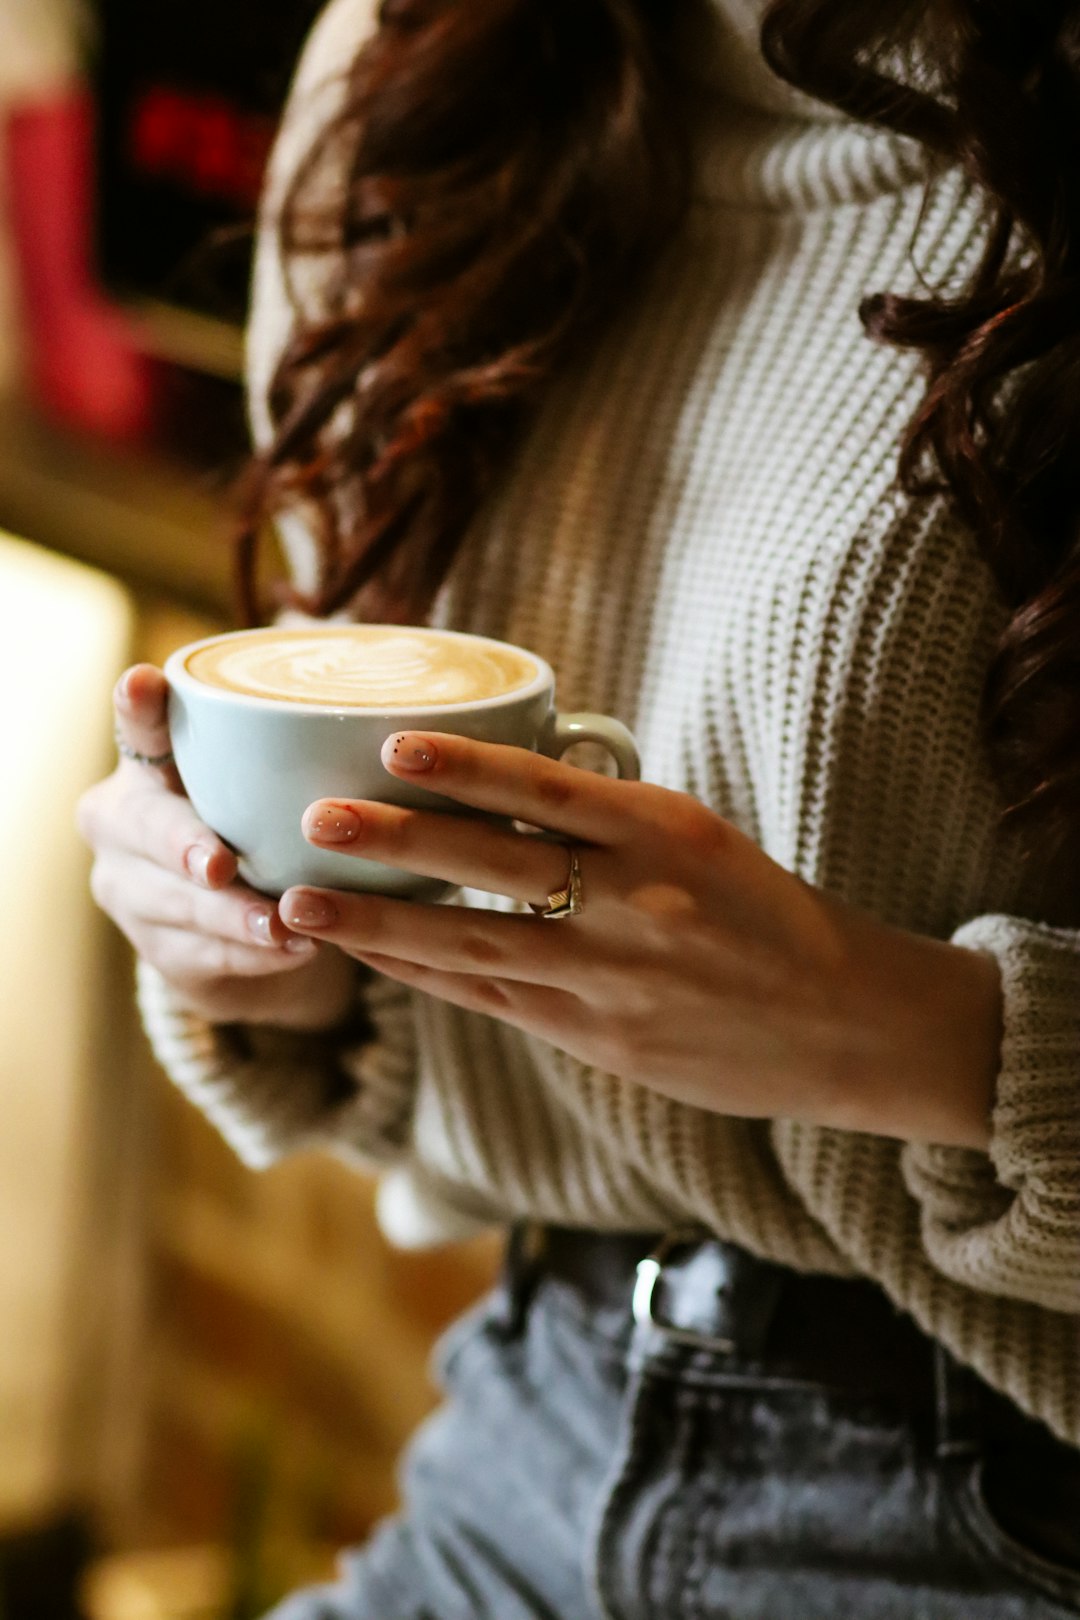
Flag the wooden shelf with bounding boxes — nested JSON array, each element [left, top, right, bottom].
[[0, 394, 235, 618]]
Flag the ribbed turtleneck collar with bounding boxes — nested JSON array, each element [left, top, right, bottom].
[[679, 0, 932, 210], [680, 0, 841, 121]]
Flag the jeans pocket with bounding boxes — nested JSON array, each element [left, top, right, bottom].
[[428, 1290, 502, 1394], [947, 1454, 1080, 1614]]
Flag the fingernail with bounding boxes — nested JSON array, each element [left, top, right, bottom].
[[281, 890, 338, 931], [383, 733, 437, 772], [186, 845, 213, 886], [283, 936, 316, 955], [306, 804, 361, 843], [247, 908, 276, 945]]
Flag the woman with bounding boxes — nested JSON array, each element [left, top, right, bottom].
[[78, 0, 1080, 1614]]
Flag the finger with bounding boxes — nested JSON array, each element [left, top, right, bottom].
[[134, 922, 322, 982], [279, 888, 578, 988], [303, 799, 584, 908], [352, 950, 584, 1042], [113, 663, 183, 791], [95, 851, 314, 956], [80, 772, 238, 891], [379, 731, 637, 844]]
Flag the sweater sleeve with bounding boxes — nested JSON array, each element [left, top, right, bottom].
[[136, 958, 418, 1170], [900, 913, 1080, 1313]]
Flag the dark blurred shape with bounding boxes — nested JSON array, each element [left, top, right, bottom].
[[0, 1511, 95, 1620], [92, 0, 323, 336]]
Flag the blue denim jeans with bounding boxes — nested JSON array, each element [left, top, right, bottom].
[[266, 1238, 1080, 1620]]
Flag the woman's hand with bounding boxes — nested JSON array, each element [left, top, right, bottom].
[[277, 730, 1003, 1149], [77, 664, 357, 1031]]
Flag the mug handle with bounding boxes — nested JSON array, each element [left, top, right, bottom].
[[539, 711, 640, 781]]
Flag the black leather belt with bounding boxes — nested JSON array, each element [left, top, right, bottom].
[[499, 1224, 1080, 1574], [502, 1223, 944, 1414]]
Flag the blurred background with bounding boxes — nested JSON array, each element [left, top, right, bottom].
[[0, 3, 499, 1615]]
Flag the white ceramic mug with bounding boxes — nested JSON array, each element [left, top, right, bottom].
[[164, 626, 640, 898]]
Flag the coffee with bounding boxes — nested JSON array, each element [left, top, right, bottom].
[[166, 624, 638, 897], [185, 626, 538, 709]]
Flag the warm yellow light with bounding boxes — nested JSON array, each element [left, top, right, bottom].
[[0, 530, 133, 1521]]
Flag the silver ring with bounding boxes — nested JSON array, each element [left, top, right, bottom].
[[530, 845, 583, 920], [115, 730, 175, 769]]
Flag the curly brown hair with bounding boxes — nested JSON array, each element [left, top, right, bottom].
[[236, 0, 1080, 891], [236, 0, 689, 620]]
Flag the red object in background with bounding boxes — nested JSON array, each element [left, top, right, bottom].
[[128, 86, 275, 209], [4, 87, 157, 442]]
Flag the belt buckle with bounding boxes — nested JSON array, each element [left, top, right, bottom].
[[631, 1227, 737, 1354]]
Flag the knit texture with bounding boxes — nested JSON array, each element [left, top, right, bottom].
[[138, 0, 1080, 1443]]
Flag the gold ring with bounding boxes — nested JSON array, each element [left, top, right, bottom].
[[530, 845, 583, 920]]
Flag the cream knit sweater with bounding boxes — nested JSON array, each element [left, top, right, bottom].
[[138, 0, 1080, 1443]]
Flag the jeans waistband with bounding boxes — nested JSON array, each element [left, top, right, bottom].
[[492, 1223, 1080, 1590], [498, 1223, 988, 1447]]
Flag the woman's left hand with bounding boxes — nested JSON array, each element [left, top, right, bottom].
[[278, 732, 1003, 1148]]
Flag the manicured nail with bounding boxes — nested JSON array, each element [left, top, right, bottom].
[[185, 845, 214, 886], [383, 733, 437, 772], [283, 936, 316, 955], [281, 890, 338, 931], [305, 804, 362, 843], [247, 908, 277, 946]]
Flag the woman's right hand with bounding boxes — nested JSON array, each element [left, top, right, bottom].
[[77, 663, 359, 1030]]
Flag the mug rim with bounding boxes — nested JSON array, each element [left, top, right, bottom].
[[164, 624, 555, 718]]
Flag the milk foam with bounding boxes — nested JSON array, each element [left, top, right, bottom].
[[185, 627, 538, 707]]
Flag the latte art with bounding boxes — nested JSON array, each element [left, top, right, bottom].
[[185, 627, 539, 708]]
